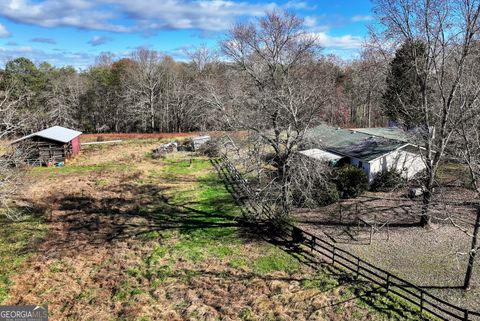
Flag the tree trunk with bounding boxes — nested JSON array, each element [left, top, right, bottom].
[[420, 189, 432, 227], [464, 207, 480, 290], [150, 99, 155, 132]]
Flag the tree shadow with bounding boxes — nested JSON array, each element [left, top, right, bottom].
[[212, 159, 441, 319], [27, 173, 258, 260]]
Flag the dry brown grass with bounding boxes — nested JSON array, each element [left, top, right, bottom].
[[4, 140, 422, 320]]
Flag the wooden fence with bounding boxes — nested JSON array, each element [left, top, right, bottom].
[[214, 155, 480, 321]]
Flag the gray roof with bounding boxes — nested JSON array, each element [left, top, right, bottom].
[[11, 126, 82, 144], [350, 127, 411, 142], [306, 124, 409, 162]]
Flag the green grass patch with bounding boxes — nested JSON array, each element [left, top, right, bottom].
[[113, 281, 144, 301], [229, 257, 248, 269], [253, 245, 300, 275], [162, 158, 211, 175], [0, 213, 48, 303], [29, 162, 129, 177], [300, 270, 340, 291]]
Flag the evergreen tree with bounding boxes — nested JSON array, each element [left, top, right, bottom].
[[383, 40, 427, 128]]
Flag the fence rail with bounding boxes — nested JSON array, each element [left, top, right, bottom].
[[215, 155, 480, 321]]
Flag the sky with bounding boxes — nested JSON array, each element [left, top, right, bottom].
[[0, 0, 374, 69]]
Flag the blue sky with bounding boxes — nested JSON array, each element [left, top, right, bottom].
[[0, 0, 373, 69]]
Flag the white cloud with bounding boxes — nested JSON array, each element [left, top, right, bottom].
[[0, 0, 304, 33], [304, 16, 317, 28], [313, 32, 364, 49], [0, 46, 95, 69], [351, 15, 372, 22], [0, 23, 11, 37]]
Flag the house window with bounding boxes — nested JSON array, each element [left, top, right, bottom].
[[358, 161, 363, 169]]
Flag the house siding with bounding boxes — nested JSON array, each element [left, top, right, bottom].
[[368, 150, 425, 182]]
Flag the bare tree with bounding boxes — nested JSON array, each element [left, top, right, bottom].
[[348, 47, 388, 127], [0, 74, 29, 220], [205, 10, 334, 216], [124, 49, 165, 132], [372, 0, 480, 227], [44, 67, 85, 128], [455, 60, 480, 288], [0, 75, 31, 137]]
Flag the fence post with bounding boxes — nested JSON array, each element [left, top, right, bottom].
[[369, 225, 373, 245], [356, 257, 360, 279], [332, 245, 336, 265], [386, 272, 390, 292], [464, 309, 469, 321], [420, 291, 423, 314]]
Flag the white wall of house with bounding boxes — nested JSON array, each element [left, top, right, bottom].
[[350, 158, 372, 181], [367, 149, 425, 182], [303, 147, 426, 184]]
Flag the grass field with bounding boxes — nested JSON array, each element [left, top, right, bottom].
[[0, 138, 428, 320]]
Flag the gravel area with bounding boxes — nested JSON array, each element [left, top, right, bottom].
[[294, 192, 480, 311]]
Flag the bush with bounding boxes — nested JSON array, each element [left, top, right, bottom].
[[291, 182, 339, 208], [198, 140, 220, 158], [335, 165, 368, 198], [317, 183, 340, 206], [371, 169, 405, 192]]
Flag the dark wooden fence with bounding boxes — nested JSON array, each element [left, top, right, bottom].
[[214, 155, 480, 321]]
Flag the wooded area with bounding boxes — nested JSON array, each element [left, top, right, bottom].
[[0, 37, 388, 137]]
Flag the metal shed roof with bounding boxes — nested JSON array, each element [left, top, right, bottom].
[[299, 149, 343, 162], [306, 124, 408, 162], [11, 126, 82, 144], [350, 127, 411, 142]]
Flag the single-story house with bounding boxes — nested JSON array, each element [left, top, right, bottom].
[[301, 124, 425, 182], [11, 126, 82, 166]]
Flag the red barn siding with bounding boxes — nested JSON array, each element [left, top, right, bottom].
[[71, 136, 81, 156]]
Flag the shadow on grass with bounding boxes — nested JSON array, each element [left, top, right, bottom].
[[26, 164, 261, 260], [212, 158, 433, 321]]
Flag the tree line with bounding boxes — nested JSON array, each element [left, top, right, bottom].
[[0, 44, 388, 138]]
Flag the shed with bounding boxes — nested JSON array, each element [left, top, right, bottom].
[[11, 126, 82, 166]]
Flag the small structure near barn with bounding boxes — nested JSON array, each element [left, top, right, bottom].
[[11, 126, 82, 166]]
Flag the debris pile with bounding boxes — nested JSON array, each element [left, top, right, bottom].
[[152, 135, 213, 158], [152, 141, 178, 158]]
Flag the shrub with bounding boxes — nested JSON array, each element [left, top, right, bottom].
[[318, 183, 340, 205], [291, 182, 339, 208], [198, 140, 220, 158], [371, 169, 405, 192], [335, 165, 368, 198]]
